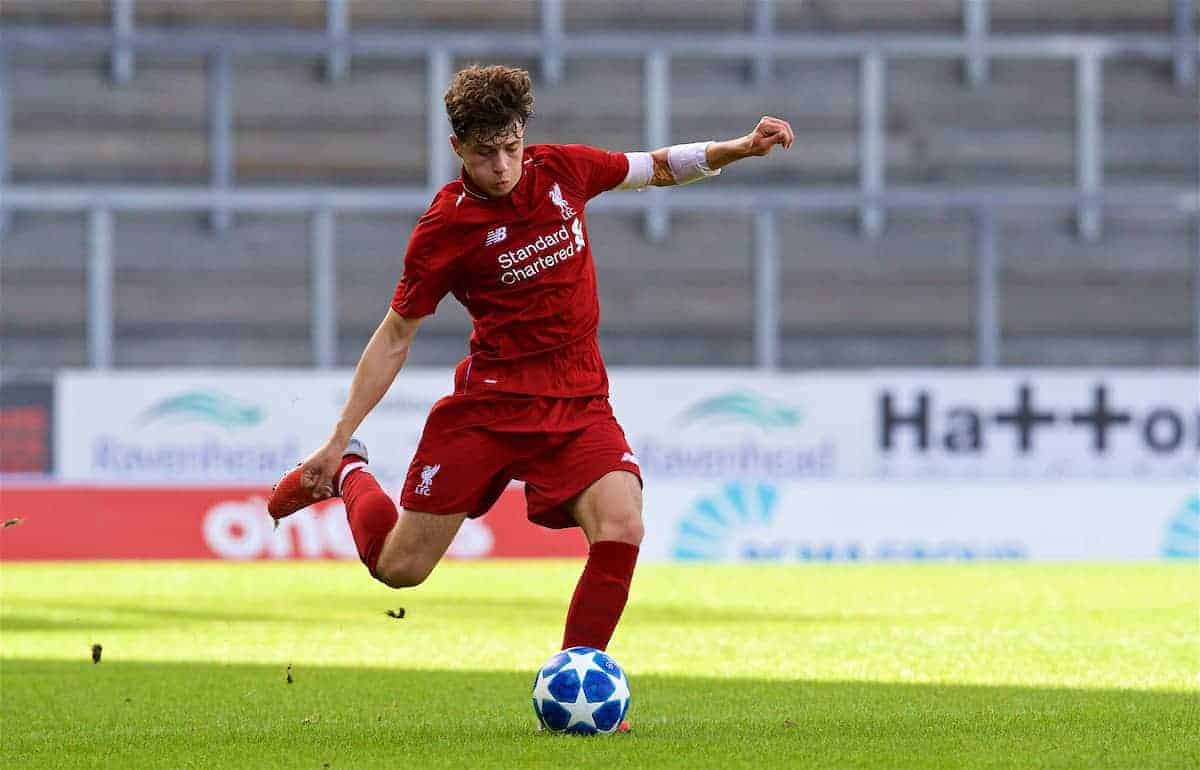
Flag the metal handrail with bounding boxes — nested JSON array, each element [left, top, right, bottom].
[[3, 185, 1196, 213], [4, 183, 1196, 373], [2, 26, 1194, 58]]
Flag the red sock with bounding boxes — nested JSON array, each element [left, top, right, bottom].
[[561, 540, 639, 651], [337, 455, 398, 578]]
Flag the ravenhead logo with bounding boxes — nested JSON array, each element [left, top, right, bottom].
[[677, 390, 803, 431], [672, 482, 777, 561], [137, 390, 264, 430], [1161, 495, 1199, 560], [636, 389, 834, 479]]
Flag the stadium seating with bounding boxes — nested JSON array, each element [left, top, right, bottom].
[[1, 1, 1196, 368], [0, 1, 1185, 31]]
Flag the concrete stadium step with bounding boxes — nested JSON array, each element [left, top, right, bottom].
[[3, 0, 1187, 30], [5, 325, 1193, 371], [998, 214, 1195, 273], [11, 59, 429, 125], [0, 0, 493, 28], [803, 0, 1184, 30], [5, 260, 1187, 337], [10, 48, 1195, 184], [980, 0, 1189, 30], [1, 0, 108, 25], [13, 122, 1194, 186], [8, 208, 1187, 275], [0, 329, 88, 369], [1001, 278, 1194, 335], [4, 209, 1190, 275], [16, 56, 1193, 128]]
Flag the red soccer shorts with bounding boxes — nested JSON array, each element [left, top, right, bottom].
[[399, 394, 642, 529]]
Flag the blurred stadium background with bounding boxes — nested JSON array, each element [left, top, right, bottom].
[[0, 3, 1197, 768], [0, 2, 1197, 567]]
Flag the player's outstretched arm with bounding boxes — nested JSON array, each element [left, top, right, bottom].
[[298, 309, 421, 498], [620, 115, 794, 189], [701, 115, 794, 170]]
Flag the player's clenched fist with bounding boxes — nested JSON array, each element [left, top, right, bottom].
[[743, 116, 794, 156]]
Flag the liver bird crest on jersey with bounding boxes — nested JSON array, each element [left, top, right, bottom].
[[549, 183, 577, 220]]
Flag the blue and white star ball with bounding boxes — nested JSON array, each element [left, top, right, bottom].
[[531, 646, 631, 734]]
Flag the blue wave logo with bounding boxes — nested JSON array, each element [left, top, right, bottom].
[[1161, 495, 1199, 560], [137, 390, 264, 430], [676, 390, 802, 431], [672, 482, 777, 560]]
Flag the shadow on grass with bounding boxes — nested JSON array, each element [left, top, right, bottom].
[[1, 659, 1195, 770], [2, 595, 909, 633], [0, 599, 300, 631]]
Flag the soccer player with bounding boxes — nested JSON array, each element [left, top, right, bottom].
[[270, 65, 792, 655]]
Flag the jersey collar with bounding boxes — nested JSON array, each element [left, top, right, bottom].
[[459, 168, 491, 200], [459, 158, 534, 208]]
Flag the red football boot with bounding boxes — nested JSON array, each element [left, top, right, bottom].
[[267, 438, 369, 522]]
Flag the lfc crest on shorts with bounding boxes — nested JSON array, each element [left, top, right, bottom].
[[549, 183, 576, 220], [415, 464, 441, 496]]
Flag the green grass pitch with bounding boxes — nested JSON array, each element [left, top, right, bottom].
[[2, 561, 1196, 769]]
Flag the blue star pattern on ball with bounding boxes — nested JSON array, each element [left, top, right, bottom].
[[531, 646, 631, 734]]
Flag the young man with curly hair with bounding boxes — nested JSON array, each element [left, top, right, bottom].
[[270, 64, 792, 661]]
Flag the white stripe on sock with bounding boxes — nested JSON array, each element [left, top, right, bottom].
[[336, 461, 368, 495]]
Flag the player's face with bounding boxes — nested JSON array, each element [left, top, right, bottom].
[[453, 125, 525, 198]]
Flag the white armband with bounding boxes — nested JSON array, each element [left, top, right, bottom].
[[616, 151, 653, 191], [667, 141, 720, 185]]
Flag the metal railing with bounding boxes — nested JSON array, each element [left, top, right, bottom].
[[4, 184, 1195, 371], [0, 5, 1197, 370], [86, 0, 1200, 91]]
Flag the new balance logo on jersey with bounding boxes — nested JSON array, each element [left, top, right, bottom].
[[485, 226, 507, 246], [415, 464, 441, 496], [549, 183, 576, 220]]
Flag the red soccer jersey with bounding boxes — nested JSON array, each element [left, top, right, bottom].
[[391, 144, 630, 398]]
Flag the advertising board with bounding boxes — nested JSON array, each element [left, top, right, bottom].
[[57, 368, 1197, 484], [608, 368, 1198, 482], [1, 380, 54, 475], [41, 367, 1199, 561], [0, 483, 586, 561], [639, 481, 1198, 562], [55, 370, 453, 486]]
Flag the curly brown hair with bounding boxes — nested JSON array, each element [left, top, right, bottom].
[[444, 65, 535, 145]]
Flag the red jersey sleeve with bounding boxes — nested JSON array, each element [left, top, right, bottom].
[[390, 206, 456, 319], [544, 144, 630, 200]]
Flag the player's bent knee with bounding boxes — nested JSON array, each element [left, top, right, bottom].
[[374, 555, 435, 589], [598, 509, 644, 546], [620, 514, 645, 545]]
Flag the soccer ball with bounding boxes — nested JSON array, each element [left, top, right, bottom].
[[531, 646, 631, 734]]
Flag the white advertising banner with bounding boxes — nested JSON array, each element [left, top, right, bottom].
[[639, 480, 1198, 562], [54, 367, 1198, 561], [608, 368, 1198, 482], [59, 368, 1197, 483], [55, 369, 455, 487]]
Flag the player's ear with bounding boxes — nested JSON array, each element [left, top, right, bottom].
[[449, 134, 462, 158]]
